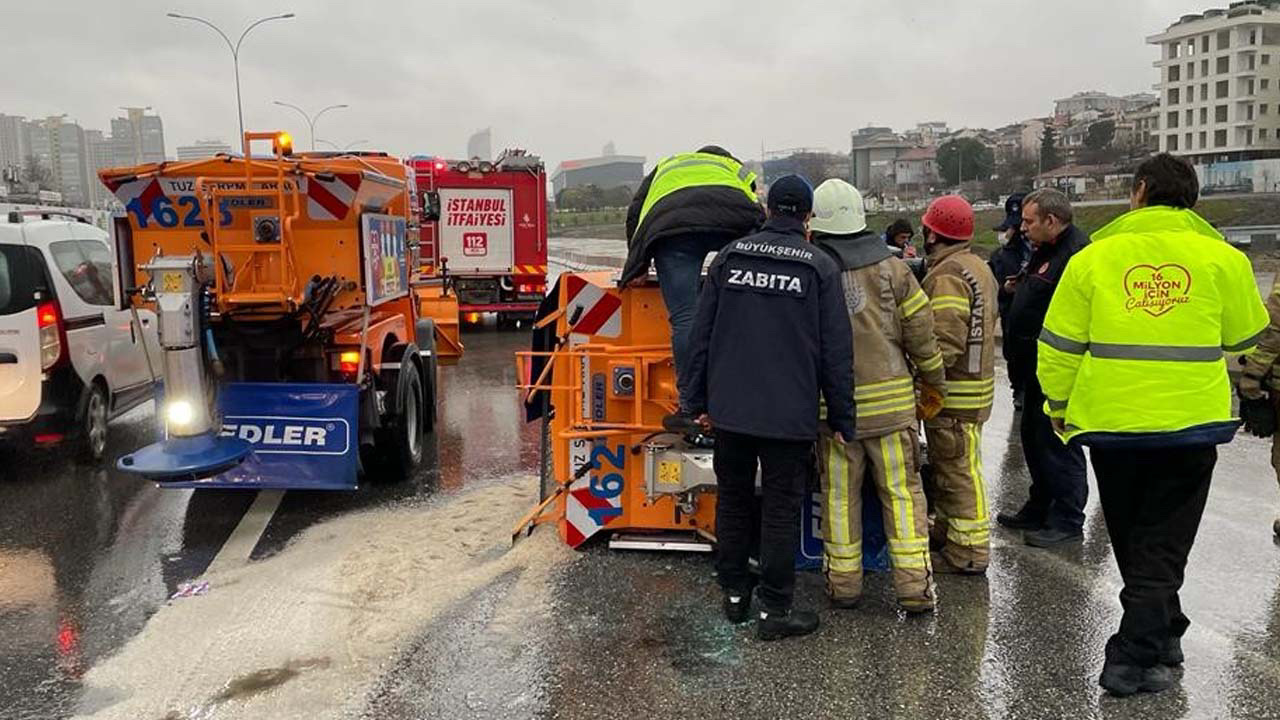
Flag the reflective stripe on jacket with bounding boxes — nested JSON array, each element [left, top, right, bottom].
[[1037, 205, 1270, 448], [922, 242, 999, 422], [635, 152, 757, 230], [817, 233, 946, 438]]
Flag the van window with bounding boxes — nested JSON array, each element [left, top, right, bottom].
[[49, 240, 115, 306], [0, 245, 49, 316]]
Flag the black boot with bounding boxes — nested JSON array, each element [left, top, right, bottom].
[[757, 608, 819, 641], [662, 411, 700, 434], [723, 592, 751, 624], [1099, 660, 1173, 697], [1024, 526, 1083, 547], [996, 505, 1045, 531]]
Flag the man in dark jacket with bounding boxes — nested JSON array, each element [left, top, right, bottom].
[[623, 146, 765, 418], [988, 193, 1033, 409], [685, 175, 854, 641], [995, 188, 1090, 547]]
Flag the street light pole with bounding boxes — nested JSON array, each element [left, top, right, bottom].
[[167, 12, 296, 142], [273, 102, 349, 150]]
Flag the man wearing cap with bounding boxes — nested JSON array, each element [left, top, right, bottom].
[[685, 174, 855, 640], [810, 179, 947, 613], [996, 188, 1091, 547], [919, 195, 999, 575], [623, 146, 765, 429], [988, 193, 1033, 409]]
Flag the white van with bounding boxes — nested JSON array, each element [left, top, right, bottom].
[[0, 211, 158, 461]]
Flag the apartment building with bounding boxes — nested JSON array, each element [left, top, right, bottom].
[[1149, 2, 1280, 162]]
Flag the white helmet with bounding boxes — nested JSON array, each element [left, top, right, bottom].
[[810, 179, 867, 235]]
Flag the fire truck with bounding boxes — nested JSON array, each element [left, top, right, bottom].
[[408, 152, 547, 326]]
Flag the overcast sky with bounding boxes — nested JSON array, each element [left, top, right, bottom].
[[4, 0, 1212, 169]]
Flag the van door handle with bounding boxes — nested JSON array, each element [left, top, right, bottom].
[[0, 353, 16, 364]]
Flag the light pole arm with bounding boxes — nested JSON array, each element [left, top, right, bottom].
[[236, 14, 294, 56], [167, 14, 234, 54]]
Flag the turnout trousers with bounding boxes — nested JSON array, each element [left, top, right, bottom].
[[819, 428, 935, 606], [1092, 445, 1216, 668], [923, 416, 991, 571]]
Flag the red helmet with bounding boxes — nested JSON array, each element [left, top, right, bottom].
[[921, 195, 975, 241]]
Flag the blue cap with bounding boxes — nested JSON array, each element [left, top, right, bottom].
[[768, 174, 813, 216], [994, 192, 1026, 231]]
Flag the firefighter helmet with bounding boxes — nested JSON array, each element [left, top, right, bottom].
[[811, 179, 867, 235], [921, 195, 975, 241]]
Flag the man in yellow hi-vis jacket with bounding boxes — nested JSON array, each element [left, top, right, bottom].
[[919, 195, 999, 577], [1038, 153, 1269, 698], [810, 179, 948, 614]]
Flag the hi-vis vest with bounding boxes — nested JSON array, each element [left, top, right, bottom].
[[635, 152, 758, 230], [1038, 205, 1270, 446]]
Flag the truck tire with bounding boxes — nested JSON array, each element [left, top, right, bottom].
[[73, 381, 109, 464], [374, 343, 425, 482]]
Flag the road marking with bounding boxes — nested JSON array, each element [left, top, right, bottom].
[[203, 489, 285, 575]]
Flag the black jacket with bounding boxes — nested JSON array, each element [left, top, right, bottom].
[[988, 232, 1032, 318], [1005, 224, 1090, 385], [684, 216, 855, 441], [620, 166, 765, 285]]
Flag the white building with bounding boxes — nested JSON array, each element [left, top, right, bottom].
[[176, 139, 232, 161], [1149, 2, 1280, 162]]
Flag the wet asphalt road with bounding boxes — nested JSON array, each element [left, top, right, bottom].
[[3, 249, 1280, 718]]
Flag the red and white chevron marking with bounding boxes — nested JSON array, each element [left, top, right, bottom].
[[564, 474, 622, 548], [564, 273, 622, 338], [305, 172, 361, 221]]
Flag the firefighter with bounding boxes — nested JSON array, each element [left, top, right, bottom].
[[1038, 153, 1269, 696], [810, 179, 948, 613], [622, 146, 765, 426], [1237, 284, 1280, 538], [919, 195, 998, 575], [684, 175, 855, 641]]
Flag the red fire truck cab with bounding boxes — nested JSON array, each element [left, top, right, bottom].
[[408, 152, 547, 324]]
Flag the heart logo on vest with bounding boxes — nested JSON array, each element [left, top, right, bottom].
[[1123, 264, 1192, 317]]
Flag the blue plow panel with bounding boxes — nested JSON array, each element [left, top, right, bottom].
[[162, 383, 360, 491], [796, 480, 890, 573]]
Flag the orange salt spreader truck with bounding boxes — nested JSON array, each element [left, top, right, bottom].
[[512, 270, 892, 568], [100, 132, 457, 490]]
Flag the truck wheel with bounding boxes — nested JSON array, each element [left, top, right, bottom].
[[74, 382, 109, 464], [375, 345, 425, 482]]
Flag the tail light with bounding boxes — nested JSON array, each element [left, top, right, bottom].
[[517, 283, 546, 294], [37, 299, 66, 370], [338, 350, 360, 376]]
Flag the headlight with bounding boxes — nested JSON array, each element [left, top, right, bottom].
[[166, 400, 195, 427]]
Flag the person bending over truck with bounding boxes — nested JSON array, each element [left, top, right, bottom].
[[622, 146, 765, 427]]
